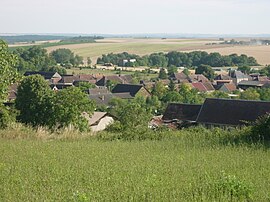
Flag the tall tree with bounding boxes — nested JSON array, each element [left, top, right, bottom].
[[0, 40, 19, 102], [15, 75, 53, 126]]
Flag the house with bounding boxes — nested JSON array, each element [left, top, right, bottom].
[[189, 82, 215, 93], [96, 75, 123, 87], [162, 103, 202, 122], [230, 70, 250, 85], [171, 72, 189, 83], [112, 84, 151, 97], [216, 83, 237, 93], [196, 98, 270, 127], [83, 112, 114, 132], [89, 93, 114, 106], [238, 80, 266, 90], [24, 71, 62, 84], [58, 75, 79, 85], [188, 74, 210, 83]]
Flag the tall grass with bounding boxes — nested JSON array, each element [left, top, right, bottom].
[[0, 125, 270, 201]]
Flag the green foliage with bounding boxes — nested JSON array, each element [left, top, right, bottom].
[[75, 81, 95, 92], [15, 75, 53, 127], [0, 40, 19, 102], [151, 81, 167, 99], [178, 83, 204, 104], [1, 126, 269, 201], [98, 51, 259, 68], [15, 76, 95, 131], [251, 113, 270, 141], [0, 105, 16, 129], [195, 64, 215, 80], [240, 88, 260, 100], [12, 46, 55, 72], [50, 48, 83, 67], [183, 68, 190, 76], [52, 87, 95, 131], [238, 66, 251, 74], [41, 66, 67, 75], [158, 68, 168, 79]]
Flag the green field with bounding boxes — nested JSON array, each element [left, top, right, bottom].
[[1, 127, 270, 201]]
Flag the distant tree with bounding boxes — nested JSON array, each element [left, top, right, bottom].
[[258, 88, 270, 101], [151, 81, 167, 99], [149, 52, 168, 67], [195, 65, 215, 80], [13, 46, 55, 72], [183, 68, 190, 76], [178, 83, 204, 104], [168, 79, 175, 91], [238, 66, 251, 74], [15, 75, 53, 127], [162, 91, 182, 103], [50, 48, 74, 64], [167, 65, 178, 77], [87, 57, 92, 66], [41, 66, 67, 75], [75, 81, 96, 92], [158, 68, 168, 79], [240, 88, 260, 100]]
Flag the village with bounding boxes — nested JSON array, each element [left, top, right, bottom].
[[6, 63, 270, 132]]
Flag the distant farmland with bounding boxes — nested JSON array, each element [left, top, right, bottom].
[[45, 38, 223, 64], [43, 38, 270, 65]]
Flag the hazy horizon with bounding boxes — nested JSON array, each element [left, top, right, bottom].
[[1, 0, 270, 35]]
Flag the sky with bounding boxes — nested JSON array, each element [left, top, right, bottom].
[[1, 0, 270, 35]]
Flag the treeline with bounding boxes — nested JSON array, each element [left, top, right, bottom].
[[0, 35, 68, 44], [11, 46, 84, 73], [97, 51, 259, 67], [60, 36, 104, 43]]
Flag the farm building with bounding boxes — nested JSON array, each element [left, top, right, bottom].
[[196, 98, 270, 127]]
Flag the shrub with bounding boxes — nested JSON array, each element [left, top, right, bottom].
[[251, 113, 270, 141]]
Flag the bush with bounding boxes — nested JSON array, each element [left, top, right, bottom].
[[251, 113, 270, 141], [0, 106, 15, 129]]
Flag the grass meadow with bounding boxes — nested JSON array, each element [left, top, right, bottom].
[[0, 125, 270, 201]]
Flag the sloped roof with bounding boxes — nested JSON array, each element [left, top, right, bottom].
[[88, 112, 107, 125], [24, 71, 62, 80], [203, 82, 215, 91], [238, 80, 265, 87], [218, 83, 237, 92], [191, 83, 207, 92], [214, 74, 232, 81], [112, 84, 144, 97], [89, 93, 114, 106], [188, 74, 210, 83], [196, 98, 270, 126], [88, 88, 110, 95], [172, 72, 189, 81], [59, 75, 79, 84], [96, 75, 124, 86], [162, 103, 202, 122], [120, 75, 133, 84], [113, 93, 134, 99]]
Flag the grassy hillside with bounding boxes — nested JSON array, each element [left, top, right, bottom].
[[0, 127, 269, 201]]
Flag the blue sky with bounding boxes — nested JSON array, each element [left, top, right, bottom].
[[1, 0, 269, 34]]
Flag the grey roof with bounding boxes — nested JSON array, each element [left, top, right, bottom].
[[89, 93, 114, 106], [238, 80, 265, 87], [163, 103, 202, 122], [24, 71, 62, 80], [112, 84, 145, 97], [196, 98, 270, 126]]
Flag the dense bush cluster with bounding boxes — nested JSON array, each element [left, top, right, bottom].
[[97, 51, 259, 67]]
